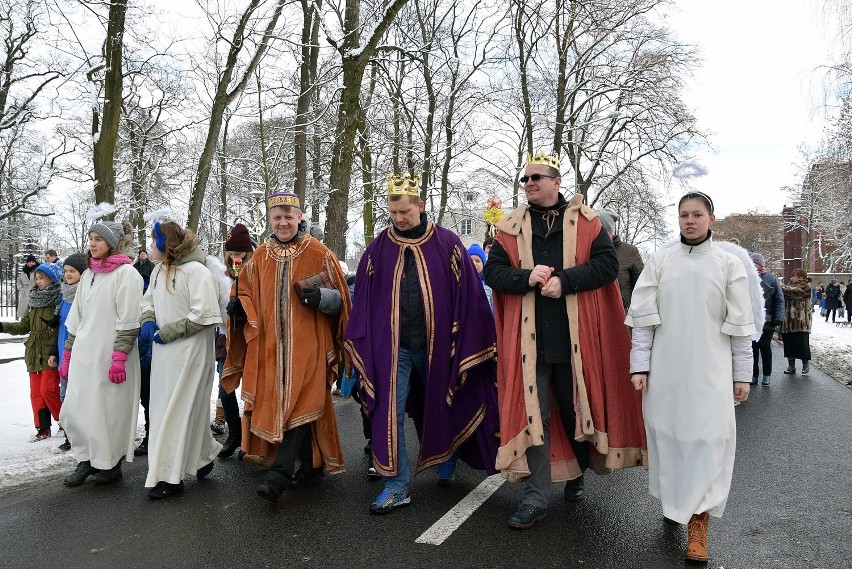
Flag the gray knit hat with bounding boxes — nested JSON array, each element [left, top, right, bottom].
[[598, 209, 619, 235], [89, 221, 125, 248], [63, 253, 88, 275]]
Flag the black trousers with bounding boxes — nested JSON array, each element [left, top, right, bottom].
[[752, 329, 773, 377], [267, 424, 313, 488], [139, 366, 151, 438]]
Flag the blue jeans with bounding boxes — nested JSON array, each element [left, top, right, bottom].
[[384, 347, 428, 495]]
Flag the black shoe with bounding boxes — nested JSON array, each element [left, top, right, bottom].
[[92, 461, 122, 485], [134, 438, 148, 457], [802, 362, 810, 374], [507, 504, 548, 529], [291, 466, 324, 487], [256, 481, 285, 504], [63, 461, 100, 487], [783, 366, 795, 375], [366, 466, 381, 481], [218, 418, 242, 458], [564, 474, 585, 501], [197, 461, 214, 480], [57, 439, 71, 453], [147, 481, 184, 499]]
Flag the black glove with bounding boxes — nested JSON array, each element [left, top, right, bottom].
[[42, 315, 61, 329], [762, 322, 776, 333], [300, 287, 322, 310], [226, 298, 246, 319]]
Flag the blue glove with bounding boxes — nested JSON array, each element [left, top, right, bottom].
[[141, 321, 159, 341], [152, 332, 167, 345]]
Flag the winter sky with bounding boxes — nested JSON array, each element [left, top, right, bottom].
[[668, 0, 837, 218]]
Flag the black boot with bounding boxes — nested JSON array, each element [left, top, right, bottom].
[[218, 417, 242, 458], [64, 461, 100, 487], [37, 407, 51, 432], [92, 460, 122, 485]]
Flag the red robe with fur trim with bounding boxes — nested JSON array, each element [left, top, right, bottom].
[[493, 194, 647, 482]]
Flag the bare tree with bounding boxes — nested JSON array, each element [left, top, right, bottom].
[[185, 0, 286, 232], [322, 0, 411, 259]]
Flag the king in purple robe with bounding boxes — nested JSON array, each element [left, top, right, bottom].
[[345, 172, 500, 515]]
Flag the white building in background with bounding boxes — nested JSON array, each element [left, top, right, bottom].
[[442, 168, 516, 248]]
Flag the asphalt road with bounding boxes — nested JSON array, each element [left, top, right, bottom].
[[1, 341, 850, 569]]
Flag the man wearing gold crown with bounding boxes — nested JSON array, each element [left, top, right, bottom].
[[483, 152, 647, 529], [346, 172, 500, 514], [223, 190, 352, 505]]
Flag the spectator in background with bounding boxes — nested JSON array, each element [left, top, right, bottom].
[[468, 243, 493, 312], [16, 255, 38, 319], [781, 269, 812, 375], [309, 222, 324, 242], [598, 209, 644, 311], [825, 279, 842, 323], [845, 280, 852, 323], [750, 253, 784, 386], [133, 250, 155, 291], [44, 250, 62, 264], [483, 235, 494, 256]]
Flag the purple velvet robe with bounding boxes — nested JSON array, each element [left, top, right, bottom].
[[345, 222, 499, 476]]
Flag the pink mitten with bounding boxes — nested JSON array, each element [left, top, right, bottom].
[[108, 351, 128, 384], [59, 351, 72, 380]]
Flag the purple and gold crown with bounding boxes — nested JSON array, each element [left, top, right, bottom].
[[387, 172, 420, 196], [267, 191, 301, 209], [526, 151, 560, 170]]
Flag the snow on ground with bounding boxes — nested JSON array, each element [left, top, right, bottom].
[[807, 312, 852, 387], [0, 314, 849, 491]]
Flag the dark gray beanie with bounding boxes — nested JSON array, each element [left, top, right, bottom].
[[63, 253, 88, 275], [89, 221, 124, 249], [598, 209, 619, 235]]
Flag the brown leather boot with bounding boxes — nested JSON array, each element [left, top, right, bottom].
[[685, 512, 710, 562]]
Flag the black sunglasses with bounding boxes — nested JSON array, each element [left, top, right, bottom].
[[519, 174, 558, 184]]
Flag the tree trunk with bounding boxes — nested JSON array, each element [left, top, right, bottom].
[[92, 0, 126, 212], [322, 0, 410, 259], [293, 0, 321, 205]]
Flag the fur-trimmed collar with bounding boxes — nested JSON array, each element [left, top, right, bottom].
[[170, 230, 200, 264], [496, 193, 595, 236]]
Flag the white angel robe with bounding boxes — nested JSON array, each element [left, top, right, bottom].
[[143, 258, 223, 487], [60, 265, 143, 470], [626, 239, 755, 523]]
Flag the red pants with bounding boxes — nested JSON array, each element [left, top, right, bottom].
[[30, 370, 61, 428]]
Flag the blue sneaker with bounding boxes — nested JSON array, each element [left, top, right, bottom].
[[761, 376, 770, 386], [369, 489, 411, 514]]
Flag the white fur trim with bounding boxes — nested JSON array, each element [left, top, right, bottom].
[[204, 255, 233, 326]]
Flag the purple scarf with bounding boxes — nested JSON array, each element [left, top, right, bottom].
[[89, 254, 132, 274]]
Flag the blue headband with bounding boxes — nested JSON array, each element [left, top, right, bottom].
[[153, 222, 167, 253]]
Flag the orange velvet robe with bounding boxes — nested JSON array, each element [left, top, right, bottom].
[[222, 234, 350, 472]]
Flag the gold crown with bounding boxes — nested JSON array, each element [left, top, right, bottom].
[[267, 192, 300, 209], [387, 172, 421, 196], [526, 151, 560, 170]]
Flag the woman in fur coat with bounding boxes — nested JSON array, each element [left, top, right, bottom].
[[780, 269, 813, 374]]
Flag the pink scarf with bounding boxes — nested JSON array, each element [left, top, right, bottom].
[[89, 254, 132, 274]]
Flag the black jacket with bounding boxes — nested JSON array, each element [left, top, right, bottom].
[[484, 197, 618, 363], [826, 282, 842, 310], [395, 214, 428, 352]]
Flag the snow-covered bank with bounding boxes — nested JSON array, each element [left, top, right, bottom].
[[806, 314, 852, 387]]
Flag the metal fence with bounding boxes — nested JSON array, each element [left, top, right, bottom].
[[0, 259, 20, 319]]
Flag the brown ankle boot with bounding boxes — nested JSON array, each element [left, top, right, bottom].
[[685, 512, 710, 562]]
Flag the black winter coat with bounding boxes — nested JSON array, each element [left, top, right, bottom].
[[825, 283, 842, 310]]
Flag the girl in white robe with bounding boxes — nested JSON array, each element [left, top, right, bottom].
[[142, 221, 222, 499], [626, 191, 755, 563], [60, 220, 142, 487]]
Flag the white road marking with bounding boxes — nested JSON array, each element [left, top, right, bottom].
[[415, 474, 505, 545]]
